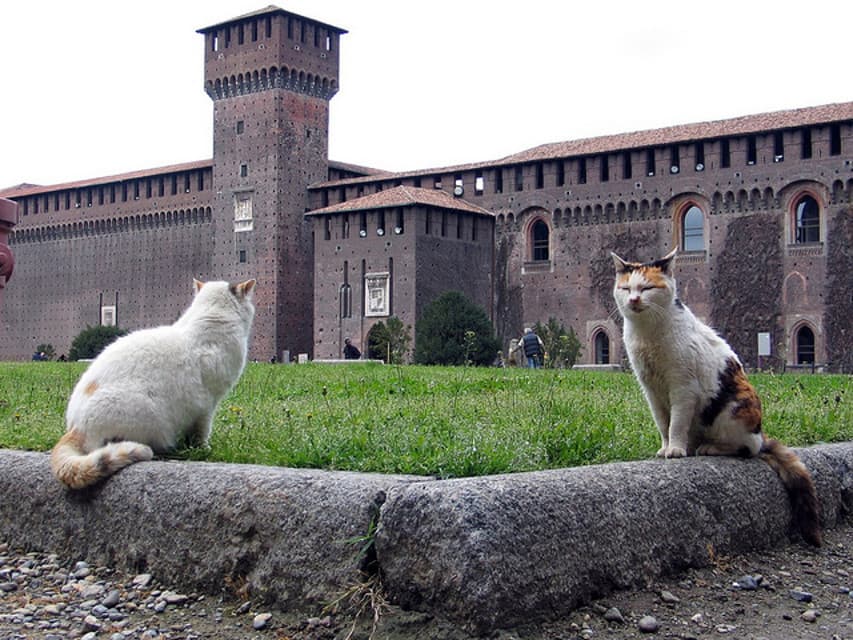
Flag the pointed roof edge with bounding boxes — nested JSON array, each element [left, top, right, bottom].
[[305, 185, 493, 217]]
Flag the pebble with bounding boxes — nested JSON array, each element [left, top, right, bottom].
[[638, 615, 660, 633], [660, 589, 680, 603], [603, 606, 625, 623], [790, 589, 814, 602], [253, 612, 273, 629], [733, 575, 761, 591], [801, 609, 820, 623]]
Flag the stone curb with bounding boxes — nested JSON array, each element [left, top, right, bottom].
[[1, 444, 851, 635]]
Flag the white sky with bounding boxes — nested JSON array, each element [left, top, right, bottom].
[[1, 0, 850, 188]]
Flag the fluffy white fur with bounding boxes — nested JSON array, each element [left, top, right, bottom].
[[51, 278, 256, 489], [611, 249, 762, 459]]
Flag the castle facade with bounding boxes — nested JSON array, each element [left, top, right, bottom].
[[2, 6, 852, 370]]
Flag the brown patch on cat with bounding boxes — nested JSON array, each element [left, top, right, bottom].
[[83, 380, 98, 396], [730, 366, 762, 432], [700, 358, 762, 430], [638, 266, 669, 289]]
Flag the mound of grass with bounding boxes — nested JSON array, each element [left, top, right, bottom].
[[0, 362, 849, 477]]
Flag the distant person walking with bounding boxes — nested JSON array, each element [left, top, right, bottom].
[[516, 327, 544, 369], [343, 337, 361, 360]]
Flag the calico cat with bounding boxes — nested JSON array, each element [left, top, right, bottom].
[[611, 249, 821, 546], [51, 278, 256, 489]]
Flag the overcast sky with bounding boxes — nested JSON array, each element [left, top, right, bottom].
[[1, 0, 850, 188]]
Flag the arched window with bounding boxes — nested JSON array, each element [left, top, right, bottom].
[[794, 195, 820, 243], [339, 284, 352, 319], [594, 330, 610, 364], [531, 219, 549, 261], [796, 325, 815, 364], [682, 205, 704, 252]]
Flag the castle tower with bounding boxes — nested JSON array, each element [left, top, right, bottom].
[[197, 7, 346, 360]]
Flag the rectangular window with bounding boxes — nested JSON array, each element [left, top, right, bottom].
[[238, 24, 244, 45], [830, 124, 842, 155], [378, 210, 386, 236], [720, 139, 731, 168], [184, 174, 191, 193], [251, 21, 258, 42], [342, 213, 350, 238], [395, 208, 404, 235], [171, 175, 177, 195], [440, 211, 447, 236], [236, 120, 244, 134], [514, 165, 524, 192], [433, 175, 442, 189], [475, 173, 484, 195], [101, 305, 116, 327], [695, 142, 705, 170], [324, 217, 331, 241], [556, 161, 565, 186], [494, 168, 503, 193], [746, 136, 757, 165], [669, 145, 680, 174], [456, 213, 463, 239], [198, 171, 205, 191], [801, 128, 813, 159], [600, 156, 609, 182], [622, 152, 632, 180], [359, 211, 367, 236], [535, 163, 544, 189], [773, 132, 784, 162], [240, 163, 248, 177], [145, 181, 152, 199], [645, 149, 655, 176], [578, 157, 587, 184], [239, 249, 247, 263]]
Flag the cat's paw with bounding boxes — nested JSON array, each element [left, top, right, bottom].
[[656, 446, 668, 458], [664, 446, 687, 459]]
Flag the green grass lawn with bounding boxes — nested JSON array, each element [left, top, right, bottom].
[[1, 362, 850, 478]]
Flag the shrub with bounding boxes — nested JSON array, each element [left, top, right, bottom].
[[533, 318, 583, 368], [68, 325, 128, 361], [414, 291, 500, 366], [367, 316, 412, 364]]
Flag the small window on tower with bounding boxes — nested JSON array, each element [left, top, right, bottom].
[[236, 120, 244, 134], [240, 164, 248, 178], [239, 250, 247, 263]]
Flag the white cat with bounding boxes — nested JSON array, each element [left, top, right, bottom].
[[612, 249, 821, 546], [51, 278, 256, 489]]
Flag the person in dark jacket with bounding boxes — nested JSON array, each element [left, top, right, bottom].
[[343, 337, 361, 360], [515, 327, 544, 368]]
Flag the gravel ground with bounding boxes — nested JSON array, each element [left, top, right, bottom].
[[2, 523, 852, 640]]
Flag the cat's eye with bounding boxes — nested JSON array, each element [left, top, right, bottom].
[[641, 285, 655, 292], [619, 286, 630, 291]]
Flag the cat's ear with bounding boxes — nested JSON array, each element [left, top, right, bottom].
[[611, 252, 632, 274], [653, 248, 678, 273], [193, 279, 205, 293], [233, 279, 256, 299]]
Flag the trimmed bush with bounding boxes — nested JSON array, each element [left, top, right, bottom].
[[68, 325, 128, 361]]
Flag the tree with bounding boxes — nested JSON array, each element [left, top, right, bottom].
[[68, 325, 128, 361], [367, 316, 412, 364], [533, 317, 583, 368], [414, 291, 500, 366]]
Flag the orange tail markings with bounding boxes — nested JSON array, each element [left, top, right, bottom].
[[759, 438, 822, 547], [51, 428, 154, 490]]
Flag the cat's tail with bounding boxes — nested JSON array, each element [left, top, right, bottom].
[[759, 438, 821, 547], [50, 429, 154, 489]]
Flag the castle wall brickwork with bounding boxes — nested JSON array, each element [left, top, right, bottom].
[[1, 6, 851, 371]]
